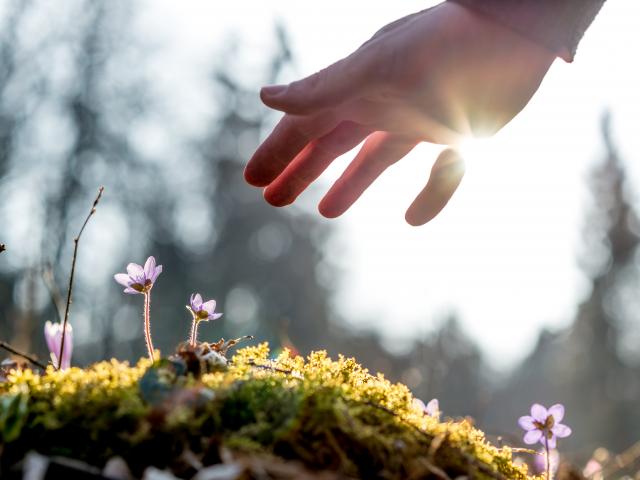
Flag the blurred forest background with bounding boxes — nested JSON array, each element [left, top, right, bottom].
[[0, 1, 638, 474]]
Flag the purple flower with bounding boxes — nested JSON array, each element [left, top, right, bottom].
[[114, 256, 162, 294], [414, 398, 440, 418], [519, 403, 572, 449], [189, 293, 223, 321], [187, 293, 223, 347], [44, 321, 73, 370], [114, 256, 162, 361]]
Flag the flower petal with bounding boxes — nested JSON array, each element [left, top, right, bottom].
[[61, 324, 73, 370], [210, 312, 223, 320], [202, 300, 216, 313], [126, 263, 144, 279], [123, 287, 140, 295], [548, 404, 565, 423], [192, 294, 203, 309], [552, 424, 572, 438], [151, 265, 163, 283], [114, 273, 132, 287], [44, 321, 59, 357], [524, 429, 543, 445], [531, 403, 548, 423], [413, 398, 426, 412], [425, 398, 439, 417], [144, 256, 156, 280], [518, 416, 536, 431]]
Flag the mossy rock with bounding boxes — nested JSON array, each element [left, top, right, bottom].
[[0, 344, 534, 479]]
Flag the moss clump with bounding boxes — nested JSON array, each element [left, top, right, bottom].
[[0, 344, 533, 479]]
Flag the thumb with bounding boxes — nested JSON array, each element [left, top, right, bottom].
[[261, 55, 372, 115], [405, 148, 465, 226]]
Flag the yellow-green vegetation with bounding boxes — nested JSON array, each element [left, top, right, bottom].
[[0, 344, 534, 479]]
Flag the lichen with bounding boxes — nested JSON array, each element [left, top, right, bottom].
[[0, 344, 534, 479]]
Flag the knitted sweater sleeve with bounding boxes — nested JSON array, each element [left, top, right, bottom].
[[448, 0, 606, 62]]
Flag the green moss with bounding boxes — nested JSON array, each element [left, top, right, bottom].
[[0, 344, 534, 479]]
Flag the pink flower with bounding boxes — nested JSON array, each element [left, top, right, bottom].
[[44, 321, 73, 370], [414, 398, 440, 418], [114, 256, 162, 361], [187, 293, 223, 346], [114, 256, 162, 294], [519, 403, 572, 449], [189, 294, 223, 321]]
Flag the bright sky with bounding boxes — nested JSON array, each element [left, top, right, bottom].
[[141, 1, 640, 369]]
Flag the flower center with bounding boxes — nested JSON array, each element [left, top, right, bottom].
[[131, 279, 153, 293], [533, 415, 555, 437]]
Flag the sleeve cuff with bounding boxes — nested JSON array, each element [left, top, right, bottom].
[[448, 0, 606, 62]]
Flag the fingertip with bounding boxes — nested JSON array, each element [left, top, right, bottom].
[[261, 84, 287, 97], [260, 84, 286, 108], [243, 165, 271, 187], [263, 185, 294, 208], [404, 210, 427, 227], [260, 84, 308, 114], [317, 198, 342, 219]]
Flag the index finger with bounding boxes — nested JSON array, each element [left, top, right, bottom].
[[244, 111, 339, 187]]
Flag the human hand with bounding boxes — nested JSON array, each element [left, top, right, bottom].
[[244, 2, 555, 225]]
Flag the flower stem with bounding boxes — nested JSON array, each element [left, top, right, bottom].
[[143, 291, 154, 360], [189, 318, 199, 347], [545, 439, 551, 480]]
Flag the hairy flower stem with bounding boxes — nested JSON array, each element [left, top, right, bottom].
[[143, 292, 154, 360], [545, 440, 551, 480], [189, 317, 199, 347]]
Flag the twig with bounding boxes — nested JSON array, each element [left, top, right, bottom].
[[58, 186, 104, 370], [510, 448, 539, 455], [41, 264, 64, 324], [246, 359, 301, 377], [0, 340, 48, 370]]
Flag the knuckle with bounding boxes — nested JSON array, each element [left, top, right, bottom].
[[292, 67, 328, 99]]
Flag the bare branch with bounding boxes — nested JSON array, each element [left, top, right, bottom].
[[0, 340, 48, 370], [58, 186, 104, 370]]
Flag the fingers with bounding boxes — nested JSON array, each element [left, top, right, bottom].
[[260, 53, 375, 116], [263, 122, 372, 207], [244, 111, 339, 187], [405, 148, 465, 226], [319, 132, 420, 218]]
